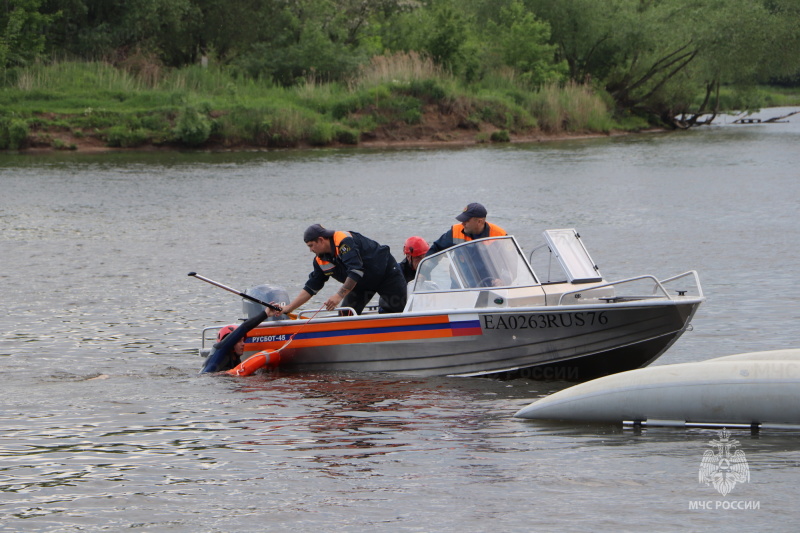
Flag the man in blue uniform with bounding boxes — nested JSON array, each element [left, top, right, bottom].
[[276, 224, 407, 315], [426, 202, 507, 256]]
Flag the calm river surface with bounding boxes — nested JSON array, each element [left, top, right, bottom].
[[2, 108, 800, 532]]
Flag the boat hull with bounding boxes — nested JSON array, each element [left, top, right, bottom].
[[242, 299, 701, 379], [514, 351, 800, 424]]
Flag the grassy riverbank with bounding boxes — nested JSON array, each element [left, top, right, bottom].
[[1, 55, 798, 152], [0, 54, 636, 152]]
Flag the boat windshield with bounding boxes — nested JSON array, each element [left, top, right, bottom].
[[413, 236, 538, 292]]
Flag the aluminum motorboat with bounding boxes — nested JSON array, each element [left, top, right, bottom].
[[198, 229, 704, 380]]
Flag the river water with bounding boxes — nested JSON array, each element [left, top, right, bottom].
[[2, 108, 799, 531]]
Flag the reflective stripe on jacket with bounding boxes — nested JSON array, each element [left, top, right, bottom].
[[314, 231, 353, 275], [304, 231, 393, 295]]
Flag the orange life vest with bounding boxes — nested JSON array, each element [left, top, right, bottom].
[[451, 222, 506, 245]]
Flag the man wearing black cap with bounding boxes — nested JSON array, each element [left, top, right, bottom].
[[425, 203, 507, 256], [275, 224, 407, 316]]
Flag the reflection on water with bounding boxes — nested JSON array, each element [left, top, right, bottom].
[[2, 111, 800, 530]]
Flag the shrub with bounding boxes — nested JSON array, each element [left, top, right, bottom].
[[213, 106, 272, 145], [73, 110, 119, 129], [490, 129, 510, 142], [334, 126, 359, 145], [5, 119, 30, 150], [174, 107, 211, 146], [408, 79, 447, 101], [105, 126, 150, 147], [345, 114, 378, 132], [265, 107, 316, 147], [139, 113, 170, 131], [308, 122, 334, 146], [0, 119, 9, 149], [384, 94, 422, 124], [367, 85, 392, 101], [52, 138, 77, 150], [332, 95, 364, 120]]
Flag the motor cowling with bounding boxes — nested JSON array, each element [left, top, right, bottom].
[[242, 284, 290, 319]]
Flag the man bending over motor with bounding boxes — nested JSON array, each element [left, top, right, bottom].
[[273, 224, 407, 316]]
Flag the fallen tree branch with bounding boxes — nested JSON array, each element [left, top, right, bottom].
[[733, 109, 800, 124], [762, 110, 800, 123]]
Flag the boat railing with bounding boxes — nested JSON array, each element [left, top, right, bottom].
[[659, 270, 704, 297], [200, 325, 220, 356], [555, 270, 703, 306], [199, 305, 363, 354], [298, 307, 358, 319]]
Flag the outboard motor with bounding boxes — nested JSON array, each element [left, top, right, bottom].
[[243, 284, 290, 319]]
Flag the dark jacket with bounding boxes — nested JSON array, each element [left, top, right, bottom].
[[399, 257, 416, 283], [304, 231, 397, 295]]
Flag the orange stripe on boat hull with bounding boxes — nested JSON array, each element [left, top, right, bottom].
[[245, 314, 481, 352]]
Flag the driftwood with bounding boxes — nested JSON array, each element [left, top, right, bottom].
[[668, 107, 798, 129], [732, 109, 800, 124]]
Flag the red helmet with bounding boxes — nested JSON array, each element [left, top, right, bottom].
[[217, 324, 237, 342], [403, 236, 429, 257]]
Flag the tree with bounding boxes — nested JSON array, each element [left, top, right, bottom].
[[491, 0, 565, 86], [422, 1, 469, 73], [38, 0, 199, 65], [526, 0, 626, 83], [1, 0, 56, 72], [230, 0, 375, 85], [118, 0, 198, 65], [530, 0, 800, 126]]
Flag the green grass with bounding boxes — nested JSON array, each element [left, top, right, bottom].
[[765, 87, 800, 106], [691, 85, 800, 114], [1, 58, 634, 150], [531, 82, 617, 133]]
